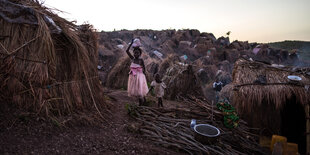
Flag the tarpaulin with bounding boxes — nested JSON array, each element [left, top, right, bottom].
[[43, 15, 62, 34], [0, 0, 62, 34], [0, 0, 38, 25], [253, 47, 261, 55]]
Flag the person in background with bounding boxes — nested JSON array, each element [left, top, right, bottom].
[[149, 73, 166, 108], [213, 78, 223, 102], [126, 38, 148, 106]]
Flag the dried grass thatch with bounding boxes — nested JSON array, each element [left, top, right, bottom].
[[219, 83, 234, 101], [196, 65, 218, 84], [106, 56, 131, 89], [0, 0, 109, 120], [158, 54, 180, 76], [232, 58, 310, 112], [231, 58, 310, 133], [163, 64, 203, 100]]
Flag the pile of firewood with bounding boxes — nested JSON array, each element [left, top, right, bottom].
[[128, 95, 267, 155]]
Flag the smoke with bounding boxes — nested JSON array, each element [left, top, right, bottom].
[[293, 54, 310, 67]]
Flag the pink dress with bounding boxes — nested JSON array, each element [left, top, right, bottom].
[[127, 63, 148, 97]]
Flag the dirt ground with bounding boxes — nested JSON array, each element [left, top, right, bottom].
[[0, 90, 184, 155]]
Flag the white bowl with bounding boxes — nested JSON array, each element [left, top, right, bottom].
[[287, 75, 302, 81]]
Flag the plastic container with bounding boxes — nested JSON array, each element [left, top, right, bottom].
[[270, 135, 287, 151], [132, 38, 141, 48], [190, 119, 196, 130], [259, 136, 271, 148], [285, 143, 298, 155]]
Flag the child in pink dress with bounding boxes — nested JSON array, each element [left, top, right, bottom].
[[126, 39, 148, 105]]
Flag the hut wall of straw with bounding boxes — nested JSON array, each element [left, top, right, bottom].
[[163, 65, 203, 100], [231, 58, 310, 132], [0, 0, 107, 118], [158, 54, 180, 76], [219, 83, 234, 101]]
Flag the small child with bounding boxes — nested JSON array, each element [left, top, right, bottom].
[[149, 73, 166, 107], [213, 79, 223, 102]]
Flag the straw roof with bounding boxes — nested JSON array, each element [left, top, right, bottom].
[[0, 0, 108, 119], [232, 58, 310, 113]]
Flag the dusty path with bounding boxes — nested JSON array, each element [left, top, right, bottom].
[[0, 90, 180, 155]]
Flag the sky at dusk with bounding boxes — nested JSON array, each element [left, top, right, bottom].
[[44, 0, 310, 43]]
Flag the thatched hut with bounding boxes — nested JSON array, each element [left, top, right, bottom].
[[163, 64, 203, 100], [106, 57, 131, 89], [219, 83, 234, 101], [157, 55, 203, 100], [231, 58, 310, 153], [0, 0, 108, 120]]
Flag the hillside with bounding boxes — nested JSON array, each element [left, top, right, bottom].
[[268, 40, 310, 61]]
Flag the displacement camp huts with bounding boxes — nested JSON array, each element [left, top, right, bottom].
[[163, 64, 203, 100], [231, 58, 310, 153], [0, 0, 108, 121], [157, 55, 204, 100]]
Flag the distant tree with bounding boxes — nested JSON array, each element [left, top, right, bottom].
[[226, 31, 231, 37]]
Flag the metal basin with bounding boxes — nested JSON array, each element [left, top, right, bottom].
[[194, 124, 220, 144]]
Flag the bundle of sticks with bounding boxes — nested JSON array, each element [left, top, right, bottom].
[[129, 95, 267, 155]]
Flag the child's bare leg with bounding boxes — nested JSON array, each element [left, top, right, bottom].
[[157, 98, 160, 107], [158, 97, 163, 107], [139, 98, 143, 106]]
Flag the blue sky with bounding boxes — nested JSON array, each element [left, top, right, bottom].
[[44, 0, 310, 43]]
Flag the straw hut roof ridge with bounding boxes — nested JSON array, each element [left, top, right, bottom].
[[232, 58, 310, 112]]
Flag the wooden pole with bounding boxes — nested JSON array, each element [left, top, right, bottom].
[[306, 104, 310, 154], [211, 100, 214, 123]]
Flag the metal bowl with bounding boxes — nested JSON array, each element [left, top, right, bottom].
[[194, 124, 220, 144]]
